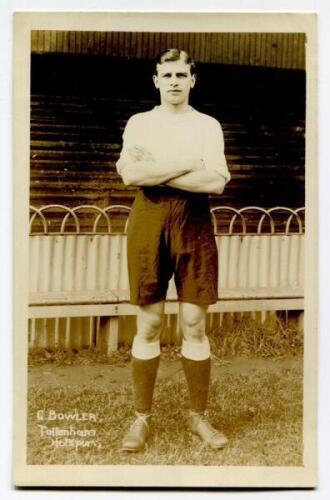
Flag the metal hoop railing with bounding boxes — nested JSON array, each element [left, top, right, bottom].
[[30, 204, 305, 235]]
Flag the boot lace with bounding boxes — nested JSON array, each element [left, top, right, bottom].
[[129, 412, 150, 432]]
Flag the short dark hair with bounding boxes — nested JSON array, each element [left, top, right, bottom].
[[153, 48, 196, 75]]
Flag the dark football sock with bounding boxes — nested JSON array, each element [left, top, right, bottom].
[[181, 356, 211, 414], [131, 355, 160, 414]]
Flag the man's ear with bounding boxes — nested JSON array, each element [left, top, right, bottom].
[[190, 74, 197, 88], [152, 74, 159, 89]]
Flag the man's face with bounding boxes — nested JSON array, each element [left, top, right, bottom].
[[153, 59, 196, 106]]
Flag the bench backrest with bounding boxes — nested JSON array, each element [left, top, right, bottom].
[[29, 232, 304, 304]]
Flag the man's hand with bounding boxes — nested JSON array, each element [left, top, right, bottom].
[[127, 146, 204, 172]]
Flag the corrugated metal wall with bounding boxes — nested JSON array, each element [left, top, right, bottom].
[[31, 31, 306, 70], [30, 88, 306, 218]]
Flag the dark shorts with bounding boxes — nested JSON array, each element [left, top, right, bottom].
[[127, 187, 218, 306]]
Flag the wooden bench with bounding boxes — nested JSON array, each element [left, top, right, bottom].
[[28, 205, 304, 352]]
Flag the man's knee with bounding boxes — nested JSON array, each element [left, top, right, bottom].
[[180, 303, 207, 342], [136, 303, 164, 342]]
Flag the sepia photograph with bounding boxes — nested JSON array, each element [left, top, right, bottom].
[[13, 11, 317, 487]]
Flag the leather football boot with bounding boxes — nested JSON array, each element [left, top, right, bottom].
[[121, 412, 151, 452], [188, 411, 228, 450]]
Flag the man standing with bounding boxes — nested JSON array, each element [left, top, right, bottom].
[[116, 49, 230, 452]]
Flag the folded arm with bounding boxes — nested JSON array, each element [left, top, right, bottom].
[[119, 161, 193, 187], [166, 169, 227, 195], [117, 146, 228, 194], [165, 116, 230, 194], [117, 147, 200, 187]]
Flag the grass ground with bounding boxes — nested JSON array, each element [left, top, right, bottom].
[[27, 361, 303, 465], [27, 318, 303, 465]]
